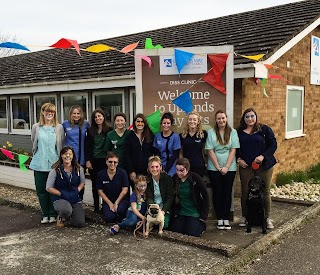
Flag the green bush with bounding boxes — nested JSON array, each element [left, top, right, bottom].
[[275, 163, 320, 186]]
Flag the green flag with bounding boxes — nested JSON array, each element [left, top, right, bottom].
[[18, 154, 29, 172], [146, 110, 161, 134]]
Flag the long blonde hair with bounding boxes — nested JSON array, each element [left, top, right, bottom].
[[181, 111, 205, 138], [69, 105, 85, 128], [39, 103, 57, 126]]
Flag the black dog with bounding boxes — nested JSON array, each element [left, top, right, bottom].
[[246, 176, 267, 234]]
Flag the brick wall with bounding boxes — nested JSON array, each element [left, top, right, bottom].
[[236, 27, 320, 184]]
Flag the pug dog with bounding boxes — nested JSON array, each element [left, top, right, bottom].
[[145, 204, 165, 237]]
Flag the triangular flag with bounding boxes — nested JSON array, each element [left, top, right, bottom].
[[261, 78, 269, 97], [174, 49, 194, 74], [138, 55, 152, 68], [50, 38, 81, 56], [144, 38, 163, 49], [268, 74, 289, 82], [172, 90, 193, 114], [146, 110, 161, 134], [202, 54, 228, 94], [18, 154, 29, 172], [85, 44, 115, 53], [0, 42, 30, 51], [120, 42, 139, 53], [0, 148, 15, 160], [238, 53, 265, 61]]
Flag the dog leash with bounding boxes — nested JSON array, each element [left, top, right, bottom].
[[133, 218, 147, 241]]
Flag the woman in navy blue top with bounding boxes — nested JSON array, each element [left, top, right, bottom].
[[179, 111, 207, 177], [237, 107, 277, 229]]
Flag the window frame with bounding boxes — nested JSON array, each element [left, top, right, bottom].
[[285, 85, 305, 139], [92, 90, 125, 121], [0, 97, 8, 133], [10, 95, 31, 135], [60, 92, 89, 122], [33, 94, 57, 124]]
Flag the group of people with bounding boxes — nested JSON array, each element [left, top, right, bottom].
[[29, 102, 277, 237]]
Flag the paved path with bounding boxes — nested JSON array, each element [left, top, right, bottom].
[[239, 213, 320, 275], [0, 205, 225, 275]]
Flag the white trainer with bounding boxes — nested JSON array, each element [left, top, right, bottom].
[[239, 216, 247, 227], [41, 217, 49, 224], [266, 218, 274, 229]]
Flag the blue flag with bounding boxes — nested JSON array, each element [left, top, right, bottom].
[[174, 49, 194, 74], [0, 42, 30, 51], [172, 90, 193, 114]]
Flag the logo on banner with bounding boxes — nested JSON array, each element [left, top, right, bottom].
[[313, 37, 319, 56], [163, 59, 173, 67], [160, 55, 207, 75]]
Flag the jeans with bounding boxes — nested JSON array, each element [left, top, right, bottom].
[[54, 199, 85, 228], [208, 170, 236, 220], [170, 215, 206, 237], [118, 210, 140, 229], [239, 166, 274, 218]]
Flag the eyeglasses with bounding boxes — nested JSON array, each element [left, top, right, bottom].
[[107, 160, 118, 164], [176, 168, 186, 173], [245, 114, 256, 120], [136, 120, 144, 124]]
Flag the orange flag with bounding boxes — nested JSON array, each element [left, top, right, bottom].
[[50, 38, 81, 56], [120, 42, 139, 53], [202, 54, 228, 94]]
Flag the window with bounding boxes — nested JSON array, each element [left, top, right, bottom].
[[130, 90, 136, 124], [61, 94, 88, 122], [93, 91, 124, 126], [10, 96, 31, 132], [286, 86, 304, 139], [34, 95, 57, 122], [0, 98, 7, 132]]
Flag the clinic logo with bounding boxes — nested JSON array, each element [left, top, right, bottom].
[[313, 37, 319, 56], [163, 59, 172, 67]]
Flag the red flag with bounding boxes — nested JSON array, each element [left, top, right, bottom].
[[50, 38, 81, 56], [0, 148, 15, 160], [202, 54, 228, 94]]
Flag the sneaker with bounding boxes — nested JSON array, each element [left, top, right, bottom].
[[56, 216, 65, 228], [41, 217, 49, 224], [217, 219, 224, 230], [49, 217, 56, 223], [239, 216, 247, 227], [223, 220, 231, 230], [109, 226, 119, 235], [266, 218, 274, 229]]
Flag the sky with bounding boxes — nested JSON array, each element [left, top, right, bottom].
[[0, 0, 303, 51]]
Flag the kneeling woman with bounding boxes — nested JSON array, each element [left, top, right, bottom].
[[46, 146, 86, 228], [171, 157, 209, 237], [96, 151, 129, 223]]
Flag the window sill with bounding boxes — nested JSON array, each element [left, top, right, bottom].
[[285, 133, 306, 140]]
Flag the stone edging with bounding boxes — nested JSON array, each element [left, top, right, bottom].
[[210, 201, 320, 275]]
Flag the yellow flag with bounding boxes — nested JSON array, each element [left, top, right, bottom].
[[239, 53, 265, 61], [85, 44, 115, 53]]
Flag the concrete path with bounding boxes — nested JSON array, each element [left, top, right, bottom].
[[239, 213, 320, 275]]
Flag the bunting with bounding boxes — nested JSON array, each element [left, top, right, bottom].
[[0, 148, 15, 160], [202, 54, 228, 94], [85, 44, 115, 53], [174, 49, 194, 74], [172, 90, 193, 114], [50, 38, 81, 56], [0, 42, 30, 51], [18, 154, 29, 172], [145, 38, 163, 49], [146, 110, 161, 134]]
